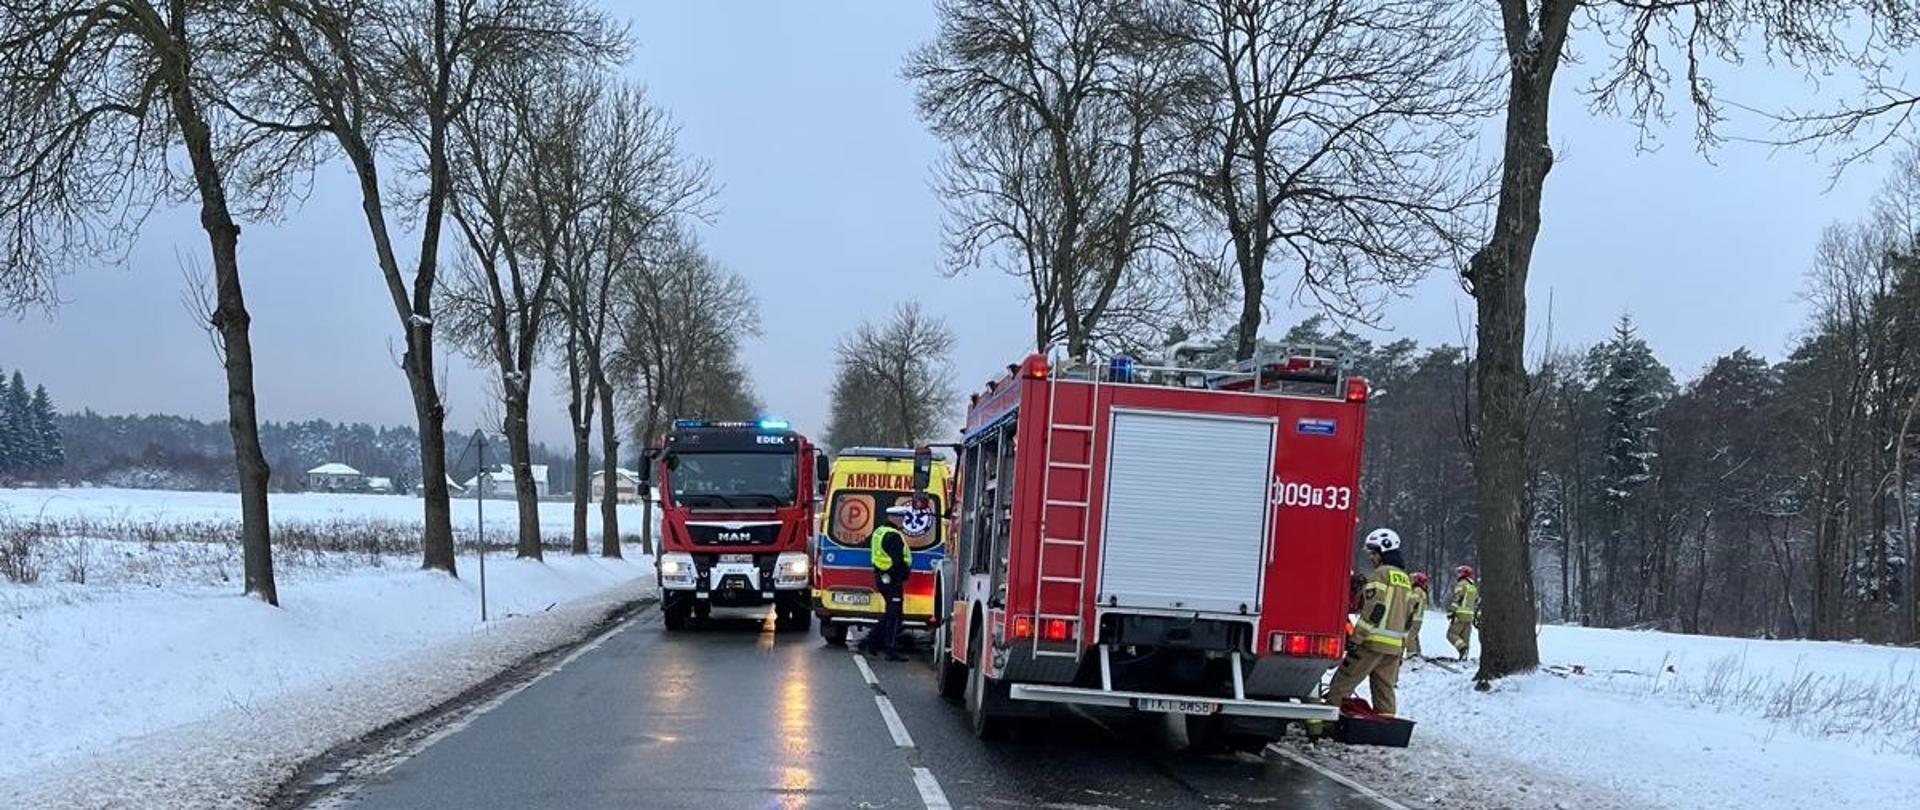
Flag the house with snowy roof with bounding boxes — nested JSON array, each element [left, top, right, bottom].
[[460, 463, 549, 499], [306, 462, 365, 492], [589, 467, 643, 503]]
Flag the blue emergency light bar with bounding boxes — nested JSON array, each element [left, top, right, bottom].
[[671, 418, 791, 431]]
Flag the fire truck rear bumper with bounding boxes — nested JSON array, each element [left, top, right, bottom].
[[1007, 684, 1338, 721]]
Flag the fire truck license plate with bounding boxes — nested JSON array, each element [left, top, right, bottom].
[[831, 592, 872, 606], [718, 554, 753, 563], [1136, 698, 1220, 716]]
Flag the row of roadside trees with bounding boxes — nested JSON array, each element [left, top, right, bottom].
[[907, 0, 1920, 679], [0, 1, 755, 606]]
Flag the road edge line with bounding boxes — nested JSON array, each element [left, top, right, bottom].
[[911, 766, 952, 810], [1267, 745, 1413, 810]]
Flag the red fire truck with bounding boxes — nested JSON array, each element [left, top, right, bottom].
[[927, 350, 1369, 748], [647, 419, 829, 632]]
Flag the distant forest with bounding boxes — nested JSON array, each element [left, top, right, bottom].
[[53, 411, 581, 495]]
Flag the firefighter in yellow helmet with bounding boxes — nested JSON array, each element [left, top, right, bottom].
[[1447, 565, 1479, 661], [1405, 572, 1430, 660], [1323, 528, 1416, 716]]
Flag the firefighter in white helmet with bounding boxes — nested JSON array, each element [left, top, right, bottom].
[[1322, 528, 1416, 716]]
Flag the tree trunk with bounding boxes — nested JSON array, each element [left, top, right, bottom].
[[571, 423, 592, 555], [411, 353, 458, 574], [1466, 52, 1554, 680], [597, 379, 623, 557], [162, 36, 277, 605], [566, 326, 591, 555], [1235, 238, 1263, 361], [505, 392, 542, 560]]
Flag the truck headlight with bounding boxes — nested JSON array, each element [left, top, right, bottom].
[[773, 552, 810, 588], [658, 553, 696, 588]]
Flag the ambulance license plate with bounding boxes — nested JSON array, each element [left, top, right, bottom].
[[1135, 698, 1219, 716], [718, 554, 753, 564], [831, 592, 872, 606]]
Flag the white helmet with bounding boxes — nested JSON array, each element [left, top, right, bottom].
[[1364, 528, 1401, 554]]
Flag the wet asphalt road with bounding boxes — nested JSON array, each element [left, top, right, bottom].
[[333, 606, 1383, 809]]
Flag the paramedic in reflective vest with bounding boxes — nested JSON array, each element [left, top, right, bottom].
[[1406, 572, 1430, 660], [1448, 565, 1479, 660], [857, 505, 912, 661], [1324, 528, 1415, 716]]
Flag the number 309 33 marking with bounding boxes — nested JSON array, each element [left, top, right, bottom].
[[1273, 481, 1352, 511]]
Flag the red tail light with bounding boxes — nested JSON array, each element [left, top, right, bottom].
[[1041, 618, 1074, 642], [1272, 632, 1344, 659], [1012, 615, 1034, 640]]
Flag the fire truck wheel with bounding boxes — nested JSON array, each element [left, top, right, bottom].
[[965, 630, 1010, 740], [771, 595, 810, 633], [934, 622, 966, 701], [819, 619, 848, 646], [662, 595, 691, 631]]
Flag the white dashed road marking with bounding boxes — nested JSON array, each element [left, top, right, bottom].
[[874, 694, 915, 748], [911, 766, 952, 809], [852, 652, 880, 687], [852, 651, 952, 808]]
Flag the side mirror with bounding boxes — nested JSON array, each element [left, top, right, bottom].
[[813, 451, 830, 495], [912, 445, 933, 493]]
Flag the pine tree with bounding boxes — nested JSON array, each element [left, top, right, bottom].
[[29, 385, 62, 474], [0, 370, 25, 475], [1585, 315, 1673, 624]]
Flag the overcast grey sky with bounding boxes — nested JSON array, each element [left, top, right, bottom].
[[0, 3, 1893, 448]]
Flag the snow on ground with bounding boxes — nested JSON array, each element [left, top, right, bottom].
[[1296, 612, 1920, 810], [0, 486, 660, 808], [0, 485, 633, 533]]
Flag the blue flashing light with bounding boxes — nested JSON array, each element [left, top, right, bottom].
[[1109, 355, 1137, 383], [757, 419, 791, 431]]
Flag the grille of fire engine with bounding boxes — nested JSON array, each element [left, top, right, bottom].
[[685, 522, 781, 546]]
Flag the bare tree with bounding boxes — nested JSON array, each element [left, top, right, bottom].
[[554, 83, 713, 558], [1, 1, 282, 604], [1158, 0, 1497, 360], [441, 66, 601, 560], [825, 301, 961, 450], [234, 0, 622, 573], [1463, 0, 1892, 679], [610, 228, 760, 553], [907, 0, 1208, 357]]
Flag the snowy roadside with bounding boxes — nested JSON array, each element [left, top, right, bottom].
[[1289, 614, 1920, 810], [0, 551, 657, 809]]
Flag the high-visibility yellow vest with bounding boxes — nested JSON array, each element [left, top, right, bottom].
[[869, 526, 903, 572]]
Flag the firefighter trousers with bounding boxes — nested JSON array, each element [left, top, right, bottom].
[[1325, 647, 1402, 717], [1447, 618, 1473, 657], [1405, 624, 1423, 659]]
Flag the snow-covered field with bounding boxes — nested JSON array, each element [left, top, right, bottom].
[[1300, 614, 1920, 809], [0, 486, 657, 807], [0, 484, 633, 534]]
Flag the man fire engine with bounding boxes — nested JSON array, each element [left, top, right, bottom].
[[928, 349, 1371, 750], [647, 419, 827, 632]]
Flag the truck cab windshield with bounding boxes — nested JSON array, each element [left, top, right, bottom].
[[668, 452, 796, 508]]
